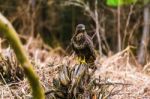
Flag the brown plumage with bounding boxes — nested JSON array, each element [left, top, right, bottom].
[[71, 24, 96, 67]]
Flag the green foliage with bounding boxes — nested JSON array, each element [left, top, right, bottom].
[[106, 0, 137, 6], [144, 0, 150, 4]]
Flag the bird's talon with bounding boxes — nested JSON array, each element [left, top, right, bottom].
[[80, 60, 86, 64], [80, 57, 86, 64]]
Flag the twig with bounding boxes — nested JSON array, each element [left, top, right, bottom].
[[94, 82, 132, 86], [123, 4, 135, 49], [117, 5, 121, 51], [0, 13, 45, 99]]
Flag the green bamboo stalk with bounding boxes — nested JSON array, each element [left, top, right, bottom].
[[0, 13, 45, 99]]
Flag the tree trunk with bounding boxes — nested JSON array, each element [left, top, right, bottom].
[[138, 6, 150, 65]]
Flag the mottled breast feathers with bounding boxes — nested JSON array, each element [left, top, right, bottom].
[[71, 32, 96, 63]]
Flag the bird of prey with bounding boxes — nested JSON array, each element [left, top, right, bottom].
[[71, 24, 96, 69]]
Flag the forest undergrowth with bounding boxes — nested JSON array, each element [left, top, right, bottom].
[[0, 38, 150, 99]]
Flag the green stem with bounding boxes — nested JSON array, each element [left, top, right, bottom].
[[0, 13, 45, 99]]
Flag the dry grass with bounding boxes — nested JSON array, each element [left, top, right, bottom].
[[0, 42, 150, 98], [95, 47, 150, 98]]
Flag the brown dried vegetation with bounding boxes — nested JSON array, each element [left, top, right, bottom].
[[0, 42, 150, 98]]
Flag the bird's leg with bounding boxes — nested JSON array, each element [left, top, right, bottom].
[[76, 56, 86, 64], [76, 57, 81, 63], [80, 56, 86, 64], [79, 57, 81, 62]]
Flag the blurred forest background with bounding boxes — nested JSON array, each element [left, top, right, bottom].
[[0, 0, 150, 66], [1, 0, 150, 98]]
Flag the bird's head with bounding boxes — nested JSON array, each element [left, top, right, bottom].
[[75, 24, 86, 34]]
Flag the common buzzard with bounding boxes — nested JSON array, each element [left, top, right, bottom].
[[71, 24, 96, 69]]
